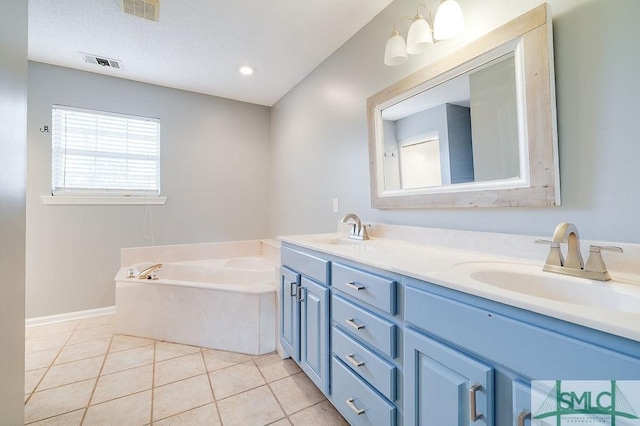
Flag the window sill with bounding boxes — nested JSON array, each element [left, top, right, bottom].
[[41, 196, 167, 205]]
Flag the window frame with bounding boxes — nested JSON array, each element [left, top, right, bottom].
[[50, 105, 162, 200]]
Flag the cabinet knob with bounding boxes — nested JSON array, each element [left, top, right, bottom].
[[470, 383, 483, 422], [346, 397, 366, 415], [345, 318, 365, 330], [518, 409, 531, 426]]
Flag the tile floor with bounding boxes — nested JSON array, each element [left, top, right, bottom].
[[24, 314, 348, 425]]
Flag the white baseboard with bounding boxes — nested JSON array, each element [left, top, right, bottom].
[[26, 306, 116, 327]]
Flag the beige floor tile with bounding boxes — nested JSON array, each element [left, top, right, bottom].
[[84, 390, 151, 425], [202, 348, 252, 372], [25, 348, 61, 371], [155, 341, 201, 362], [270, 372, 325, 415], [269, 419, 292, 426], [76, 314, 115, 330], [109, 334, 154, 353], [102, 345, 154, 375], [25, 327, 36, 340], [37, 355, 104, 391], [27, 408, 85, 426], [91, 364, 153, 405], [24, 378, 96, 423], [66, 324, 114, 345], [54, 337, 111, 365], [153, 374, 214, 421], [289, 400, 348, 426], [153, 403, 220, 426], [155, 352, 206, 387], [25, 333, 71, 354], [209, 361, 265, 400], [217, 385, 285, 426], [28, 320, 80, 339], [254, 353, 301, 383], [25, 368, 48, 395]]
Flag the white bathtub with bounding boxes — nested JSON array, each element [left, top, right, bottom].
[[115, 256, 277, 355]]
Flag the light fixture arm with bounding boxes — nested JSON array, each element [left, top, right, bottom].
[[416, 3, 435, 25], [390, 16, 414, 35]]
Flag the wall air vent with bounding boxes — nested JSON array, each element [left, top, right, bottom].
[[123, 0, 159, 22], [81, 53, 125, 70]]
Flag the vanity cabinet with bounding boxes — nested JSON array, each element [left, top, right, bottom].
[[279, 242, 640, 426], [280, 246, 330, 395]]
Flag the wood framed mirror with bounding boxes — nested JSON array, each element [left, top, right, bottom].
[[367, 4, 559, 209]]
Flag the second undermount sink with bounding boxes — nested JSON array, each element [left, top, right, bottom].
[[453, 261, 640, 313]]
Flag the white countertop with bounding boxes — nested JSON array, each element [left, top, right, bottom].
[[279, 226, 640, 343]]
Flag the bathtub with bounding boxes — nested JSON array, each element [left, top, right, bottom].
[[115, 255, 277, 355]]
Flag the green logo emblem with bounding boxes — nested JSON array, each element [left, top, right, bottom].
[[533, 380, 639, 425]]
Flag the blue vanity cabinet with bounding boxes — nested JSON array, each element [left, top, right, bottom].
[[330, 261, 402, 426], [404, 327, 494, 426], [280, 245, 331, 395]]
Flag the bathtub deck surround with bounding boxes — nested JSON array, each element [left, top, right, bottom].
[[116, 240, 281, 355], [24, 313, 346, 425]]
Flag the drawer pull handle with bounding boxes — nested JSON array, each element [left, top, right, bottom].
[[290, 282, 297, 297], [345, 318, 365, 330], [346, 397, 365, 415], [518, 409, 531, 426], [345, 281, 366, 291], [345, 353, 365, 368], [470, 383, 483, 422]]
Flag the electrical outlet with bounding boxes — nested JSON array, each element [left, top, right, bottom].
[[332, 198, 339, 213]]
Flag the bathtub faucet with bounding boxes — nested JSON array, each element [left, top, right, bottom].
[[137, 263, 162, 280]]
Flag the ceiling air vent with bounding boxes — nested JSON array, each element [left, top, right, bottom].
[[123, 0, 159, 22], [81, 53, 125, 70]]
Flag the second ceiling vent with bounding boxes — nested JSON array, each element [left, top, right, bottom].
[[123, 0, 159, 22]]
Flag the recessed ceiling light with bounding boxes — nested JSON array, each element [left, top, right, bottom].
[[238, 65, 256, 76]]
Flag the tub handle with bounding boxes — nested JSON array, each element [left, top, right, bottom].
[[290, 282, 297, 297]]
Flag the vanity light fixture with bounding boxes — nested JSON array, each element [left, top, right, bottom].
[[238, 64, 256, 76], [384, 0, 465, 66]]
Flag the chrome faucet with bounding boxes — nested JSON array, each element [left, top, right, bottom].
[[137, 263, 162, 280], [341, 213, 369, 240], [536, 223, 622, 281]]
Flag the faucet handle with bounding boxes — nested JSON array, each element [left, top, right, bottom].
[[584, 245, 623, 279], [535, 239, 564, 267]]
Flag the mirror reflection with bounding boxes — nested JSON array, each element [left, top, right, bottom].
[[380, 53, 520, 192]]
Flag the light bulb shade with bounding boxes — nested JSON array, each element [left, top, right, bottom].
[[407, 18, 433, 55], [384, 33, 408, 66], [433, 0, 465, 40]]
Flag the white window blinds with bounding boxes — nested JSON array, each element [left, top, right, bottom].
[[52, 105, 161, 196]]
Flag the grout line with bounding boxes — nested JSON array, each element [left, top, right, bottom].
[[202, 348, 224, 425], [149, 341, 157, 425], [80, 331, 115, 425], [256, 359, 289, 424]]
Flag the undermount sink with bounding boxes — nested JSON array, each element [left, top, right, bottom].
[[306, 236, 366, 246], [453, 261, 640, 313]]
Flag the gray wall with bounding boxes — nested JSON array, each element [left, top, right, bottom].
[[0, 0, 27, 422], [27, 63, 271, 318], [271, 0, 640, 243]]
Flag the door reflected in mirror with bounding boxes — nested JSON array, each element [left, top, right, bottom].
[[381, 53, 519, 192]]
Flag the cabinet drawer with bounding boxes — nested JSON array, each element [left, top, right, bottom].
[[332, 263, 397, 315], [332, 326, 396, 401], [282, 246, 330, 285], [331, 356, 396, 426], [333, 295, 396, 358]]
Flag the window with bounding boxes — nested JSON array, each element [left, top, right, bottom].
[[51, 105, 161, 197]]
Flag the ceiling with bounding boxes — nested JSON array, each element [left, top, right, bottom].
[[28, 0, 394, 107]]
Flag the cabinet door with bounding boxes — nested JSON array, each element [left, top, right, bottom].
[[300, 277, 330, 395], [404, 328, 494, 426], [280, 267, 300, 361], [512, 380, 531, 426]]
